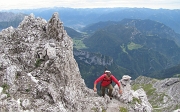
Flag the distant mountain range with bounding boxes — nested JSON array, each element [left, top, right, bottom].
[[1, 7, 180, 34], [0, 12, 26, 30], [6, 7, 180, 34]]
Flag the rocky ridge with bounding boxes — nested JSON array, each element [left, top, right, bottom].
[[133, 76, 180, 112], [0, 12, 152, 112]]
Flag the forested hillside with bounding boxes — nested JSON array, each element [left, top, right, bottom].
[[83, 19, 180, 79]]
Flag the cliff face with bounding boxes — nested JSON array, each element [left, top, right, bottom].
[[0, 13, 152, 112], [74, 49, 113, 66], [0, 12, 107, 112]]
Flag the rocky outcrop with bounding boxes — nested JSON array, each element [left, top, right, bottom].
[[133, 76, 180, 112], [0, 12, 107, 112], [113, 75, 153, 112], [0, 12, 152, 112]]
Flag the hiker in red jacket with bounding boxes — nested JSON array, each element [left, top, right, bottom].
[[94, 70, 122, 99]]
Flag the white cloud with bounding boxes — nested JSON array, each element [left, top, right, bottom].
[[0, 0, 180, 10]]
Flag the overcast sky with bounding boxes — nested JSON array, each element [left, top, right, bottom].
[[1, 0, 180, 11]]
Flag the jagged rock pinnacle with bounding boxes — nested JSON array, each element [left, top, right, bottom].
[[0, 12, 109, 112]]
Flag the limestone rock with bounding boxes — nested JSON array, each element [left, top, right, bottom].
[[21, 99, 31, 110], [112, 75, 153, 112], [0, 94, 7, 100], [133, 76, 180, 112], [0, 12, 110, 112]]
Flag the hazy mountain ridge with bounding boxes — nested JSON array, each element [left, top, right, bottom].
[[119, 19, 180, 46], [3, 7, 180, 33], [0, 12, 25, 22], [0, 12, 26, 30]]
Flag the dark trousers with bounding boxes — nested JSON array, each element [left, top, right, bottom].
[[101, 84, 113, 97]]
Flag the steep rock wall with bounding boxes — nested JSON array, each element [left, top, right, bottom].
[[0, 12, 107, 112]]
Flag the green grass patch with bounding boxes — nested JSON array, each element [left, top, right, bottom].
[[175, 104, 180, 109], [132, 84, 156, 96], [1, 83, 10, 97], [73, 39, 87, 49], [127, 42, 142, 50], [131, 84, 140, 91], [91, 107, 98, 112], [25, 88, 31, 92], [132, 97, 142, 104], [1, 84, 9, 93], [102, 107, 106, 112], [149, 92, 166, 109], [35, 58, 43, 68], [119, 107, 128, 112], [143, 84, 156, 96], [132, 83, 171, 110], [120, 44, 128, 54]]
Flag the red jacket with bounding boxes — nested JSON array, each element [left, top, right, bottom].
[[94, 74, 120, 87]]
